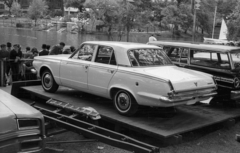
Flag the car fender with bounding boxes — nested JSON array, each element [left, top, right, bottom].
[[39, 64, 61, 85], [108, 71, 171, 106]]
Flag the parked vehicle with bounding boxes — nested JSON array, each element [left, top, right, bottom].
[[0, 89, 45, 153], [33, 41, 217, 116], [148, 41, 240, 105]]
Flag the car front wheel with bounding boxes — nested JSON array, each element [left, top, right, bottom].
[[114, 90, 138, 116], [41, 70, 59, 93]]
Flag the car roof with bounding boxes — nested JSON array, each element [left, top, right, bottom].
[[148, 41, 240, 53], [84, 41, 160, 50]]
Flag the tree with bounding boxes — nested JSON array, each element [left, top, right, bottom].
[[65, 0, 86, 12], [178, 4, 193, 34], [161, 5, 181, 35], [117, 0, 140, 41], [28, 0, 48, 26], [84, 0, 119, 34], [11, 2, 21, 17], [226, 2, 240, 40], [3, 0, 14, 14]]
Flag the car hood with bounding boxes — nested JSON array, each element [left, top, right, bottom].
[[0, 99, 17, 134], [0, 90, 43, 120], [139, 66, 215, 92]]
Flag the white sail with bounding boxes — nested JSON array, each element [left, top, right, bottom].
[[219, 19, 228, 40]]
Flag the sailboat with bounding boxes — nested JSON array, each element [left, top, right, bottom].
[[203, 19, 229, 44]]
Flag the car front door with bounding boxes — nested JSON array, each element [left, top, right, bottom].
[[60, 44, 97, 90], [88, 45, 118, 96]]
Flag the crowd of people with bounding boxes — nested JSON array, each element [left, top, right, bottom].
[[0, 42, 76, 86]]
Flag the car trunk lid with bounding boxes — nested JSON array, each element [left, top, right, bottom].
[[142, 66, 215, 92]]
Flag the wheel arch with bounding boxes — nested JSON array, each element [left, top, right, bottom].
[[109, 86, 138, 104], [39, 66, 52, 77]]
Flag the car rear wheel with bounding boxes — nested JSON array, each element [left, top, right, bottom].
[[41, 70, 59, 93], [114, 90, 138, 116]]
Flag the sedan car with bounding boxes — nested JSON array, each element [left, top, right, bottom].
[[0, 90, 45, 153], [33, 41, 217, 116]]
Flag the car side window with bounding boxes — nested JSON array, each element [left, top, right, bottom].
[[95, 46, 117, 65], [190, 50, 230, 69], [165, 47, 181, 63], [72, 44, 96, 61], [180, 48, 189, 64]]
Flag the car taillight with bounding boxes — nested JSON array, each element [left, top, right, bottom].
[[17, 119, 40, 130]]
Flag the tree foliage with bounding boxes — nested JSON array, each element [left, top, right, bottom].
[[3, 0, 14, 14], [11, 2, 21, 17], [28, 0, 48, 26], [178, 4, 192, 33], [65, 0, 86, 12], [227, 2, 240, 40], [84, 0, 119, 30], [161, 5, 182, 34]]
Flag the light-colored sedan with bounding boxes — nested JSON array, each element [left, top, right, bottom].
[[0, 90, 45, 153], [33, 41, 217, 116]]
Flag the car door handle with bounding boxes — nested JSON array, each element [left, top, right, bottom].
[[83, 65, 89, 69], [108, 70, 114, 74]]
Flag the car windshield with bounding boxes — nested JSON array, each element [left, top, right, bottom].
[[231, 50, 240, 69], [128, 48, 172, 67]]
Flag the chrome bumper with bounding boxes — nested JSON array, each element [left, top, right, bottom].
[[231, 90, 240, 100], [159, 92, 217, 103]]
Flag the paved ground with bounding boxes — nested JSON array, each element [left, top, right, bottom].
[[1, 85, 240, 153]]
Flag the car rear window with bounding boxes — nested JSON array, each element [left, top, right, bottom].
[[128, 48, 172, 67]]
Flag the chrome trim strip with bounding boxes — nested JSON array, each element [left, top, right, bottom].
[[173, 86, 216, 93], [0, 130, 40, 142], [117, 69, 169, 83], [159, 92, 217, 103]]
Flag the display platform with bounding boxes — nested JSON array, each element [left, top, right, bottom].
[[19, 85, 240, 143]]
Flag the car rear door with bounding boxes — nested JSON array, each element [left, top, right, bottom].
[[88, 45, 118, 96]]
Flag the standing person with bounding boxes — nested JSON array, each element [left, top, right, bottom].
[[46, 45, 51, 52], [5, 42, 11, 83], [9, 44, 21, 82], [0, 44, 9, 86], [49, 42, 65, 55], [24, 47, 31, 58], [70, 46, 76, 53], [148, 34, 157, 42], [26, 47, 31, 53], [0, 44, 9, 59], [39, 44, 49, 56], [6, 42, 12, 52]]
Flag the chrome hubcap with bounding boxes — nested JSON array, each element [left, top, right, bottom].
[[117, 93, 130, 110], [44, 74, 52, 89]]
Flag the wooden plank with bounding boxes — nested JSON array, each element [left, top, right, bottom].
[[21, 85, 240, 139]]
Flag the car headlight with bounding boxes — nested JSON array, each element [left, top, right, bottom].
[[17, 119, 40, 130]]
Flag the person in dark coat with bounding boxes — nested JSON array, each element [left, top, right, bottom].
[[5, 42, 12, 77], [0, 44, 9, 86], [49, 42, 65, 55], [70, 46, 76, 53], [0, 44, 9, 59], [6, 42, 12, 52], [39, 44, 49, 56], [46, 45, 51, 52], [9, 44, 21, 81]]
